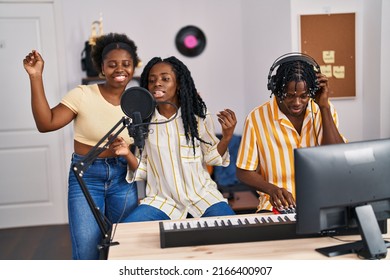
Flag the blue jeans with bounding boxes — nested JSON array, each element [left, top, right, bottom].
[[68, 153, 138, 260], [124, 202, 235, 222]]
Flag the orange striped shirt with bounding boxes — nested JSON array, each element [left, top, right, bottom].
[[236, 96, 342, 211]]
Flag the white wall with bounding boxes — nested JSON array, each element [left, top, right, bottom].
[[59, 0, 246, 134], [361, 0, 382, 140], [380, 0, 390, 138], [56, 0, 388, 142], [241, 0, 292, 117]]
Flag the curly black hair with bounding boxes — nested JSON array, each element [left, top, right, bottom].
[[90, 33, 140, 74], [140, 56, 210, 153], [271, 60, 320, 100]]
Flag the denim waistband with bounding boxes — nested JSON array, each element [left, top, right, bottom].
[[71, 153, 126, 165]]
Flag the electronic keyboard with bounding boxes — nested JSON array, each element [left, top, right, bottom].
[[159, 213, 387, 248]]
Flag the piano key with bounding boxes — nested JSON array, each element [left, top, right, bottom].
[[230, 219, 240, 226]]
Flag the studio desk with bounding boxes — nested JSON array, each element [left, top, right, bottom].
[[108, 213, 390, 260]]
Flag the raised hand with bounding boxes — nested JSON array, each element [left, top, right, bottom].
[[314, 73, 331, 108], [217, 109, 237, 141], [23, 50, 44, 76]]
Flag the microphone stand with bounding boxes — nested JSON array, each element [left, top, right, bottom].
[[72, 116, 132, 260]]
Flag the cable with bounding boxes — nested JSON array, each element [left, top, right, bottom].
[[133, 100, 179, 127]]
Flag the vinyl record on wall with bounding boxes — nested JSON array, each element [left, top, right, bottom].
[[175, 25, 206, 57]]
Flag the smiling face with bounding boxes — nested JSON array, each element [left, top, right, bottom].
[[101, 48, 134, 88], [147, 62, 179, 106], [277, 80, 310, 118]]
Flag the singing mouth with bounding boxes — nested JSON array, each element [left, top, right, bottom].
[[154, 90, 165, 98]]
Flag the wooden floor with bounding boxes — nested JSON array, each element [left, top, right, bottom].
[[0, 224, 72, 260]]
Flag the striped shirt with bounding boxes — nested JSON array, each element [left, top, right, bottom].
[[236, 96, 342, 211], [129, 108, 230, 220]]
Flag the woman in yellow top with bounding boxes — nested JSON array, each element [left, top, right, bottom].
[[23, 33, 140, 259]]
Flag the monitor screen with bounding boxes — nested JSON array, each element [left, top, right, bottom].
[[294, 138, 390, 259]]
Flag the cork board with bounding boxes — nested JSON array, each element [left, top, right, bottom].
[[300, 13, 356, 98]]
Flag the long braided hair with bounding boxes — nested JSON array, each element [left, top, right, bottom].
[[271, 60, 320, 100], [140, 56, 210, 154]]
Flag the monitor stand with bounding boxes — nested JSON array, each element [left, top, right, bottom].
[[315, 205, 389, 260], [316, 240, 390, 258]]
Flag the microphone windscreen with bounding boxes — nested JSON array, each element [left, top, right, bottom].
[[120, 87, 156, 121]]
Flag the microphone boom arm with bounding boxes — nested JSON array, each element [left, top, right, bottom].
[[71, 116, 131, 260]]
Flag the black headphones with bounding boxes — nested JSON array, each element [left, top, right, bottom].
[[267, 52, 321, 93]]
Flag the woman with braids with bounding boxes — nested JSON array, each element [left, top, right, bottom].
[[113, 56, 237, 222], [23, 33, 140, 259], [236, 53, 346, 214]]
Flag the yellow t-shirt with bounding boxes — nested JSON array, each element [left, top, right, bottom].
[[61, 84, 133, 147]]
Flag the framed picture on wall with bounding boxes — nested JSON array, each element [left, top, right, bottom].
[[300, 13, 356, 98]]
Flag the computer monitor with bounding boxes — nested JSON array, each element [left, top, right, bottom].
[[294, 138, 390, 259]]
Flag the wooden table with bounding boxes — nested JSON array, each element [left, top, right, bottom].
[[108, 215, 389, 260]]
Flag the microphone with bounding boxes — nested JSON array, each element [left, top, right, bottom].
[[120, 86, 156, 121], [130, 111, 147, 151], [120, 86, 179, 151], [121, 87, 156, 151]]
